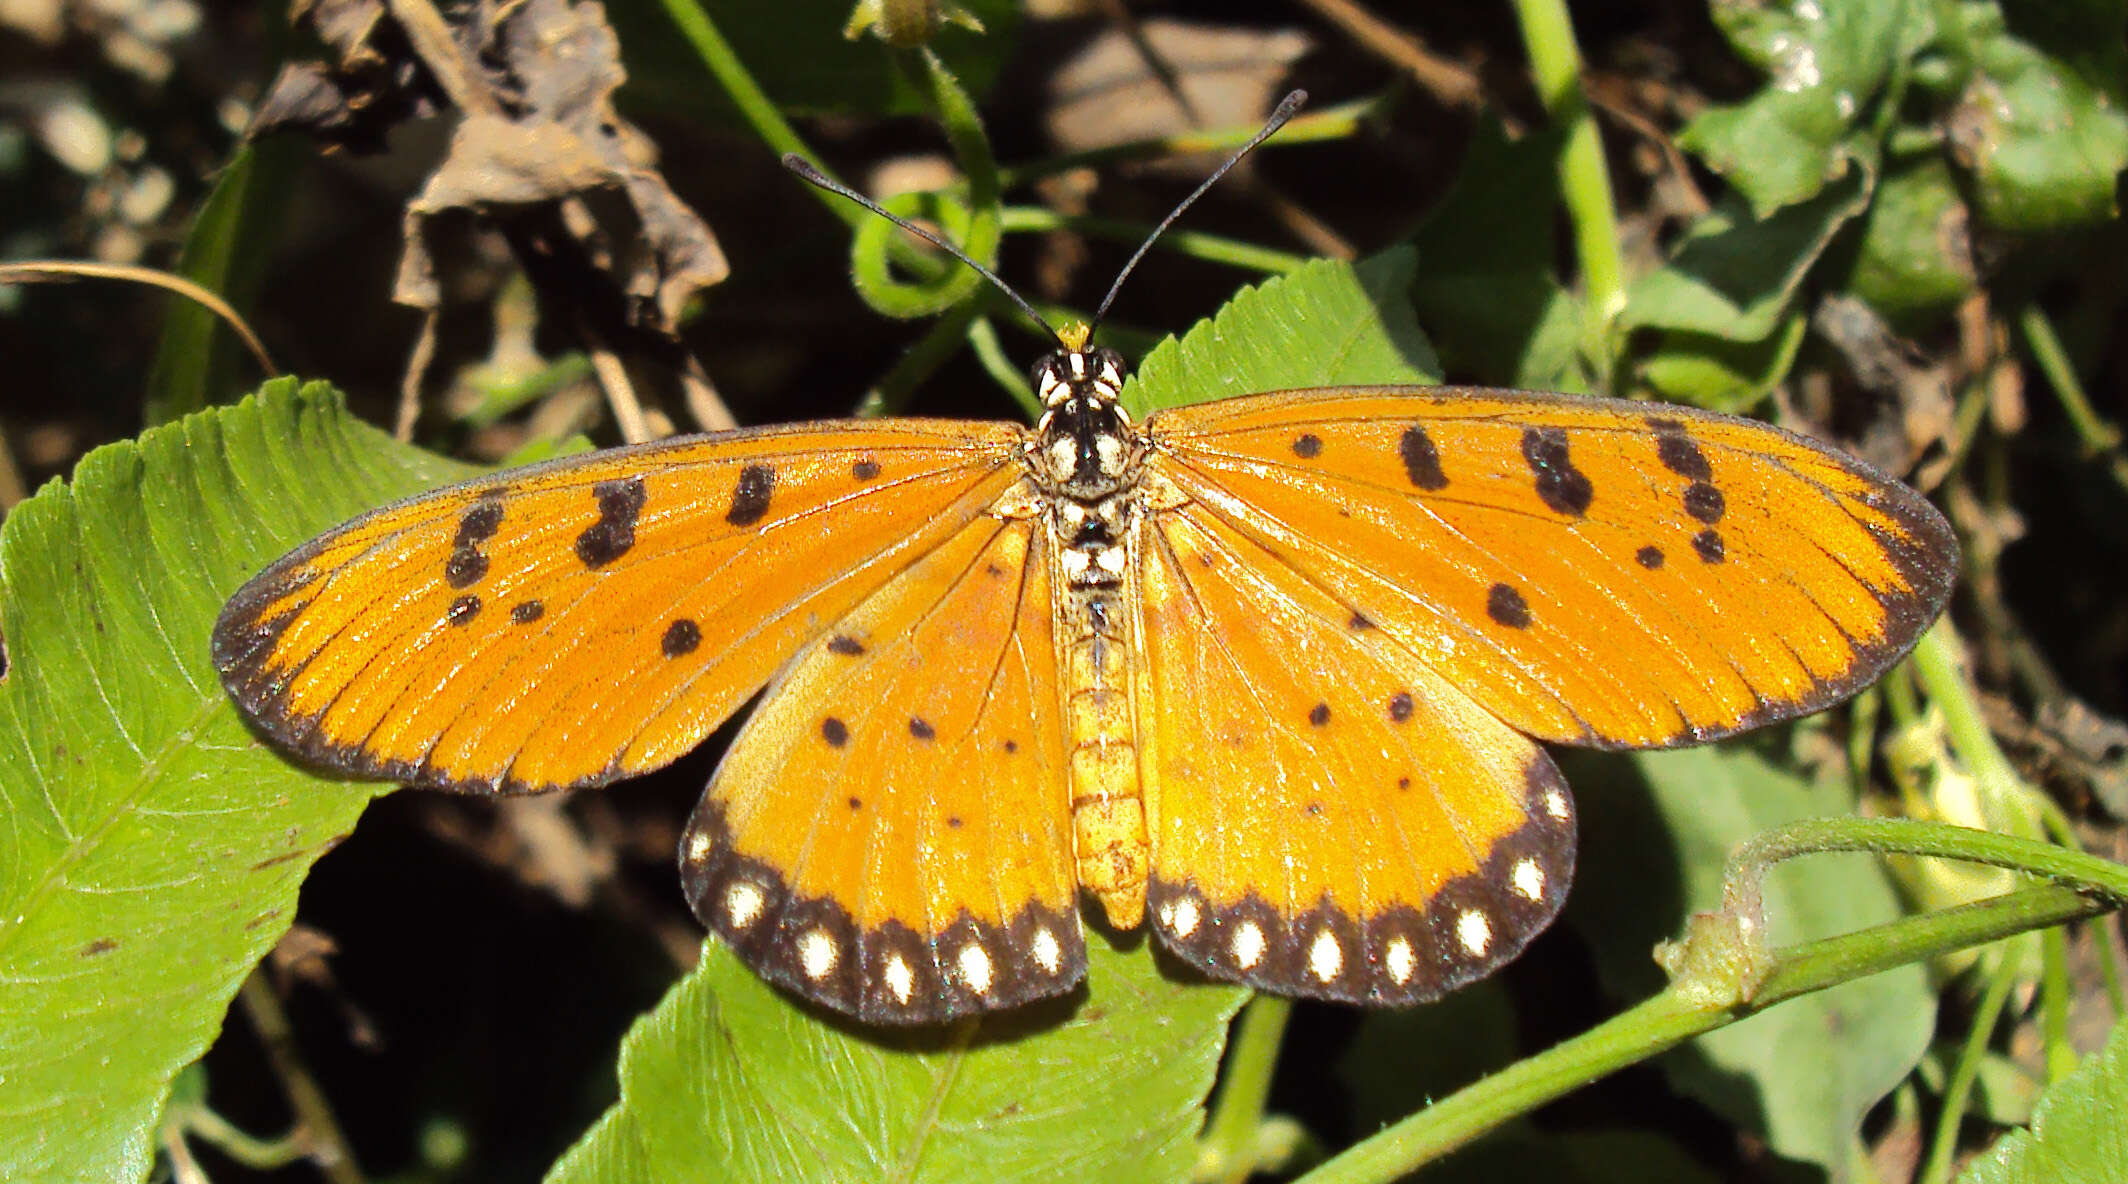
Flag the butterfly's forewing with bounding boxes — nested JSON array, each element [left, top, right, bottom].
[[214, 420, 1023, 794], [1147, 388, 1956, 750], [1134, 493, 1574, 1002], [679, 490, 1086, 1024]]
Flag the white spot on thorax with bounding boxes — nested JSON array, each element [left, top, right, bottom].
[[723, 882, 765, 928], [1385, 936, 1417, 985], [1031, 926, 1062, 974], [1456, 909, 1492, 957], [884, 953, 914, 1003], [798, 928, 837, 979], [1232, 920, 1267, 969], [1307, 929, 1343, 982], [1512, 858, 1546, 902], [957, 942, 994, 994]]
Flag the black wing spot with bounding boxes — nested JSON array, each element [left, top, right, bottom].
[[847, 796, 863, 811], [1652, 422, 1713, 480], [662, 618, 702, 657], [576, 477, 647, 568], [821, 717, 849, 747], [445, 594, 481, 625], [1002, 738, 1019, 753], [947, 816, 964, 829], [1348, 611, 1376, 631], [1388, 692, 1414, 722], [827, 634, 866, 656], [909, 718, 936, 741], [726, 463, 776, 526], [1683, 481, 1726, 524], [1486, 583, 1532, 629], [443, 549, 489, 589], [1693, 529, 1726, 564], [1308, 702, 1332, 727], [1521, 427, 1593, 516], [511, 599, 546, 624], [1399, 425, 1449, 490], [1635, 546, 1665, 570], [444, 498, 505, 588], [852, 458, 881, 481], [1292, 433, 1323, 458]]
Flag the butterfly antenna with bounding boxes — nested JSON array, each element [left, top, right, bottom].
[[783, 154, 1060, 344], [1085, 88, 1308, 338]]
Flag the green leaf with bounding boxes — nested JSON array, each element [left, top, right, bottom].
[[1124, 250, 1441, 416], [1621, 162, 1874, 342], [1942, 1, 2128, 231], [1681, 0, 1915, 213], [141, 139, 301, 425], [0, 380, 473, 1182], [1565, 740, 1935, 1177], [1958, 1016, 2128, 1183], [1636, 310, 1808, 412], [1409, 118, 1587, 390], [548, 938, 1245, 1183], [1845, 156, 1978, 325]]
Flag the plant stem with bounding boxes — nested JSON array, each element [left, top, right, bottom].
[[1508, 0, 1627, 365], [1919, 946, 2022, 1184], [1198, 995, 1292, 1184]]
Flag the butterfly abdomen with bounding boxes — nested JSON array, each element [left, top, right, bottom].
[[1061, 582, 1150, 930]]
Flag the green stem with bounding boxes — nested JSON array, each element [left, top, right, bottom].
[[1910, 622, 2037, 837], [853, 299, 984, 417], [1918, 946, 2022, 1184], [1300, 883, 2108, 1184], [998, 208, 1310, 275], [657, 0, 849, 223], [1198, 995, 1292, 1184], [2015, 301, 2128, 493], [1509, 0, 1627, 364], [996, 95, 1377, 190]]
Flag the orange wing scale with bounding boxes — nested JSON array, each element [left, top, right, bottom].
[[1134, 500, 1573, 1003], [679, 496, 1083, 1023], [214, 420, 1022, 794], [1148, 388, 1955, 750]]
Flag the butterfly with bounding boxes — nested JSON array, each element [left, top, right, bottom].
[[212, 99, 1958, 1025]]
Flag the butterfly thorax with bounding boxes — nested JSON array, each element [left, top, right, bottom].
[[1027, 344, 1155, 931]]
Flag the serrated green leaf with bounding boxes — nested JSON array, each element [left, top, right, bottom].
[[0, 380, 473, 1182], [1681, 0, 1915, 214], [1564, 741, 1934, 1177], [549, 939, 1244, 1183], [1958, 1016, 2128, 1183], [1124, 250, 1440, 416], [1620, 164, 1874, 342]]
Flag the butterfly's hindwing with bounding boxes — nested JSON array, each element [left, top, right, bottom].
[[213, 420, 1023, 794], [1133, 495, 1575, 1003], [681, 501, 1086, 1023]]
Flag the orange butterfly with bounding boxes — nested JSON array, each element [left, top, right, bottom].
[[213, 104, 1957, 1026]]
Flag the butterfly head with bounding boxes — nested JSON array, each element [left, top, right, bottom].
[[1030, 335, 1137, 500]]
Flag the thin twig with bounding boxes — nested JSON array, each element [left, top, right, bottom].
[[397, 310, 440, 441], [239, 971, 366, 1184], [0, 260, 279, 379], [1291, 0, 1488, 116]]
